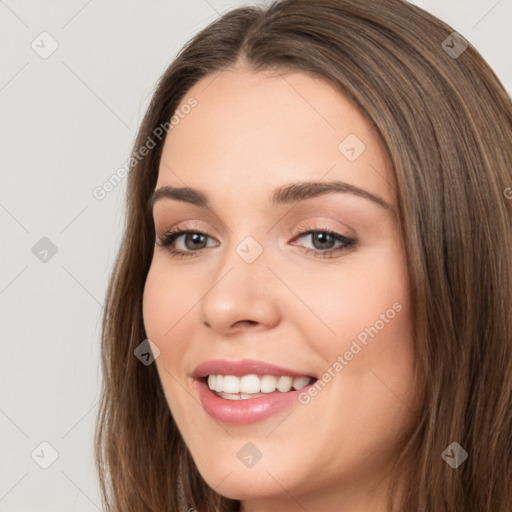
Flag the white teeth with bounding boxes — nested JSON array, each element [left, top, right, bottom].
[[277, 376, 293, 392], [213, 375, 223, 393], [240, 374, 260, 394], [206, 373, 313, 395], [218, 391, 266, 400], [291, 376, 310, 390], [223, 375, 240, 394], [260, 375, 277, 393]]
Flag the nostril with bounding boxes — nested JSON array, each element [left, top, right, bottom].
[[233, 320, 258, 327]]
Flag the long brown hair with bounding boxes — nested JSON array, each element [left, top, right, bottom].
[[94, 1, 512, 510]]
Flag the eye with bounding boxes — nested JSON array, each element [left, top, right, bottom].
[[156, 224, 218, 259], [156, 223, 357, 259], [291, 224, 357, 258]]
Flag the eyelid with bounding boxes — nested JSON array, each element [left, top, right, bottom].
[[157, 220, 214, 238], [157, 219, 357, 260], [158, 217, 354, 236], [156, 219, 356, 245], [293, 219, 355, 238]]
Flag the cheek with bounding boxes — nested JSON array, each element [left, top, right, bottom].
[[288, 246, 415, 409], [288, 251, 410, 354], [320, 259, 416, 429], [142, 265, 167, 339], [142, 263, 197, 415], [142, 259, 198, 343], [141, 261, 194, 402]]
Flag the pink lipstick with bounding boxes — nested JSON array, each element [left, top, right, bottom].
[[192, 359, 318, 424]]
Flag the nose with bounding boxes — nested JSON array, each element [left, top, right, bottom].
[[199, 243, 281, 335]]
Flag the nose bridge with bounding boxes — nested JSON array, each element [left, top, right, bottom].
[[198, 230, 281, 332]]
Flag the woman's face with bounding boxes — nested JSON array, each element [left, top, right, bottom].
[[143, 67, 418, 510]]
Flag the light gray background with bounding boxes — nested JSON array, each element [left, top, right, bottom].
[[1, 1, 511, 510]]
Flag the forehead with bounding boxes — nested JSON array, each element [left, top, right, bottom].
[[157, 67, 395, 207]]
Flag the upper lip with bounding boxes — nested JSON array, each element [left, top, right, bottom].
[[192, 359, 317, 379]]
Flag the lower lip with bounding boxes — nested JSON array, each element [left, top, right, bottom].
[[195, 378, 314, 424]]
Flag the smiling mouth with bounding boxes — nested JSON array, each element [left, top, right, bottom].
[[203, 374, 317, 400]]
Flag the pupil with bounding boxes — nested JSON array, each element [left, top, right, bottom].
[[313, 233, 334, 250], [186, 233, 206, 250]]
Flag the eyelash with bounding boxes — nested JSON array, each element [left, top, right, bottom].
[[156, 222, 357, 259]]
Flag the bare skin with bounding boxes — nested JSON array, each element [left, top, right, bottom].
[[143, 65, 419, 512]]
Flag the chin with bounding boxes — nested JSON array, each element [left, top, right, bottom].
[[195, 456, 302, 501]]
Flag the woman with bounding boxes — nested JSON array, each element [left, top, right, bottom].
[[94, 1, 512, 511]]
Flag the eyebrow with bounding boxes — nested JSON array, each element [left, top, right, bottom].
[[147, 180, 393, 214]]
